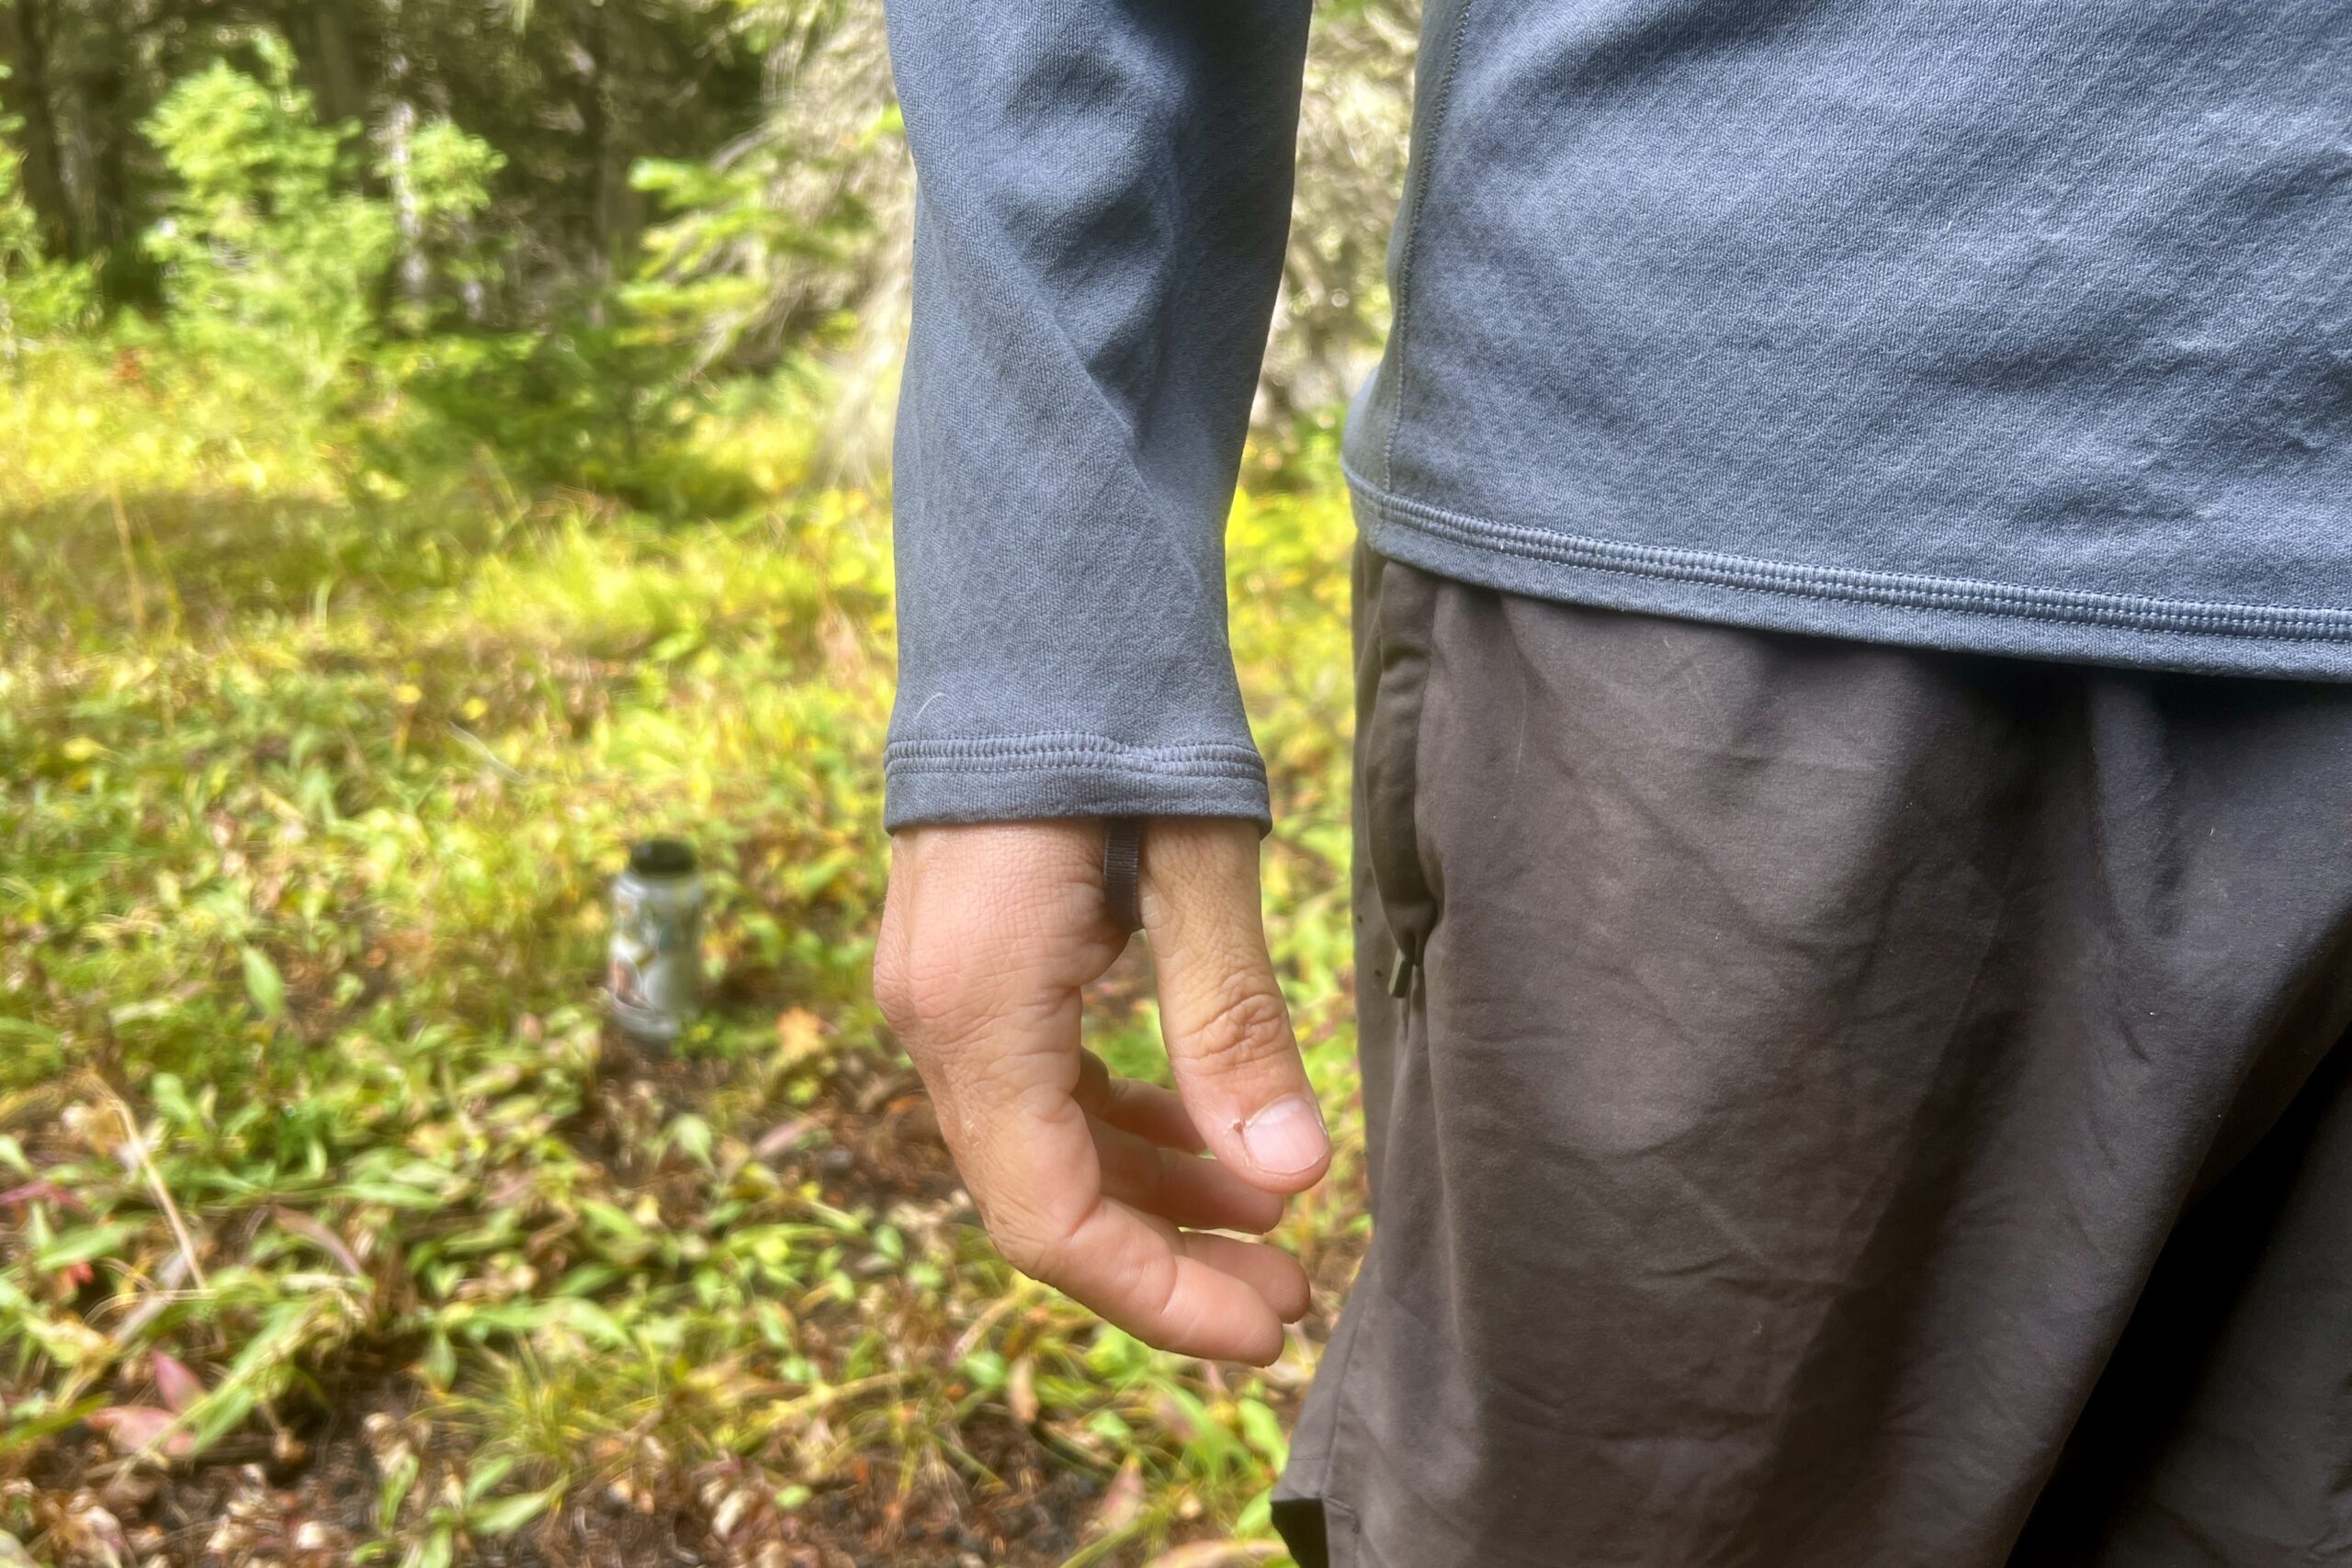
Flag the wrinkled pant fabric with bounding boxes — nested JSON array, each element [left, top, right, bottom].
[[1272, 547, 2352, 1567]]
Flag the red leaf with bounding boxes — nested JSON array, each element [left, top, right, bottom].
[[271, 1207, 365, 1276], [0, 1181, 86, 1213], [88, 1405, 193, 1460], [1093, 1455, 1145, 1537], [151, 1352, 204, 1415]]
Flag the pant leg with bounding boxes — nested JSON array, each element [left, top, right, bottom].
[[1275, 550, 2352, 1568], [2015, 1036, 2352, 1565]]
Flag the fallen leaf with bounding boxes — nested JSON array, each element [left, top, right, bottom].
[[151, 1351, 203, 1414], [1093, 1454, 1145, 1537], [1141, 1543, 1281, 1568], [0, 1181, 86, 1213], [1008, 1355, 1038, 1425], [87, 1404, 193, 1459], [752, 1116, 820, 1161], [1152, 1390, 1200, 1444], [272, 1207, 365, 1275], [775, 1008, 825, 1066]]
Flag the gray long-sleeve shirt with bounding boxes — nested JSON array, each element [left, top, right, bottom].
[[880, 0, 2352, 832]]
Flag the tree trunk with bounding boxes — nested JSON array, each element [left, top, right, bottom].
[[81, 34, 133, 252], [385, 95, 427, 309], [283, 0, 368, 129], [580, 0, 611, 278], [0, 0, 79, 257]]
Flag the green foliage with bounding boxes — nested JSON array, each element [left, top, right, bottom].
[[0, 349, 1363, 1564], [371, 319, 748, 517], [628, 86, 900, 367], [0, 71, 94, 362], [141, 42, 396, 398], [629, 152, 835, 356], [386, 118, 510, 333], [404, 122, 503, 231], [0, 9, 1405, 1559], [139, 39, 505, 410], [0, 0, 770, 318], [133, 39, 709, 508], [6, 1, 1412, 491]]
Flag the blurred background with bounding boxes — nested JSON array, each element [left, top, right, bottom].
[[0, 3, 1416, 1563]]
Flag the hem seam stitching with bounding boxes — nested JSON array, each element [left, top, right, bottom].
[[886, 734, 1266, 781], [1349, 466, 2352, 643]]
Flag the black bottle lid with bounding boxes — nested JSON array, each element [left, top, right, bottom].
[[628, 838, 698, 878]]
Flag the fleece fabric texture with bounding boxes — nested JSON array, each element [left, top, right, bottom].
[[879, 0, 2352, 829]]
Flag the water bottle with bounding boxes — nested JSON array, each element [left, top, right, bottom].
[[608, 839, 703, 1043]]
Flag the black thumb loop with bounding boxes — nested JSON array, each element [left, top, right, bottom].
[[1102, 818, 1145, 934]]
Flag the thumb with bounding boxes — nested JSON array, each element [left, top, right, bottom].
[[1140, 818, 1330, 1194]]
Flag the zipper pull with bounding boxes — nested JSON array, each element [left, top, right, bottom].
[[1386, 941, 1418, 998]]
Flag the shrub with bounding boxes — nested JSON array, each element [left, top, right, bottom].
[[140, 35, 502, 408], [0, 69, 96, 364]]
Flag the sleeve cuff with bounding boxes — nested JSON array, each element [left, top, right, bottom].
[[882, 732, 1271, 831]]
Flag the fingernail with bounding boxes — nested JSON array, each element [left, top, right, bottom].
[[1241, 1094, 1328, 1176]]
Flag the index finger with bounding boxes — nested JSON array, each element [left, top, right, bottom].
[[1057, 1193, 1309, 1360], [943, 1005, 1302, 1364]]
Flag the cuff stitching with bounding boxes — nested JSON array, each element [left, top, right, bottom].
[[885, 732, 1265, 780]]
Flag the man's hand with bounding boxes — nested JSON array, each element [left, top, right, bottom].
[[875, 819, 1327, 1365]]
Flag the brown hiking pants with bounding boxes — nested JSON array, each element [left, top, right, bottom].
[[1272, 548, 2352, 1567]]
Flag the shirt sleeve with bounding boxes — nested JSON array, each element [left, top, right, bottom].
[[879, 0, 1313, 832]]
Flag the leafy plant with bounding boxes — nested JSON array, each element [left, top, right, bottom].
[[370, 317, 752, 517], [0, 68, 94, 365], [0, 344, 1364, 1564], [141, 39, 396, 399], [141, 36, 502, 404], [385, 118, 511, 335]]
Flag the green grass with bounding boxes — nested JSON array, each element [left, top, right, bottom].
[[0, 351, 1367, 1566]]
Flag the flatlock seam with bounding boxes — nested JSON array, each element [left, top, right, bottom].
[[884, 733, 1265, 778], [1349, 467, 2352, 644]]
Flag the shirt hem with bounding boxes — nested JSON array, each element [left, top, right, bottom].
[[1348, 467, 2352, 680]]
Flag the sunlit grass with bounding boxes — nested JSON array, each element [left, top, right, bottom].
[[0, 349, 1365, 1566]]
